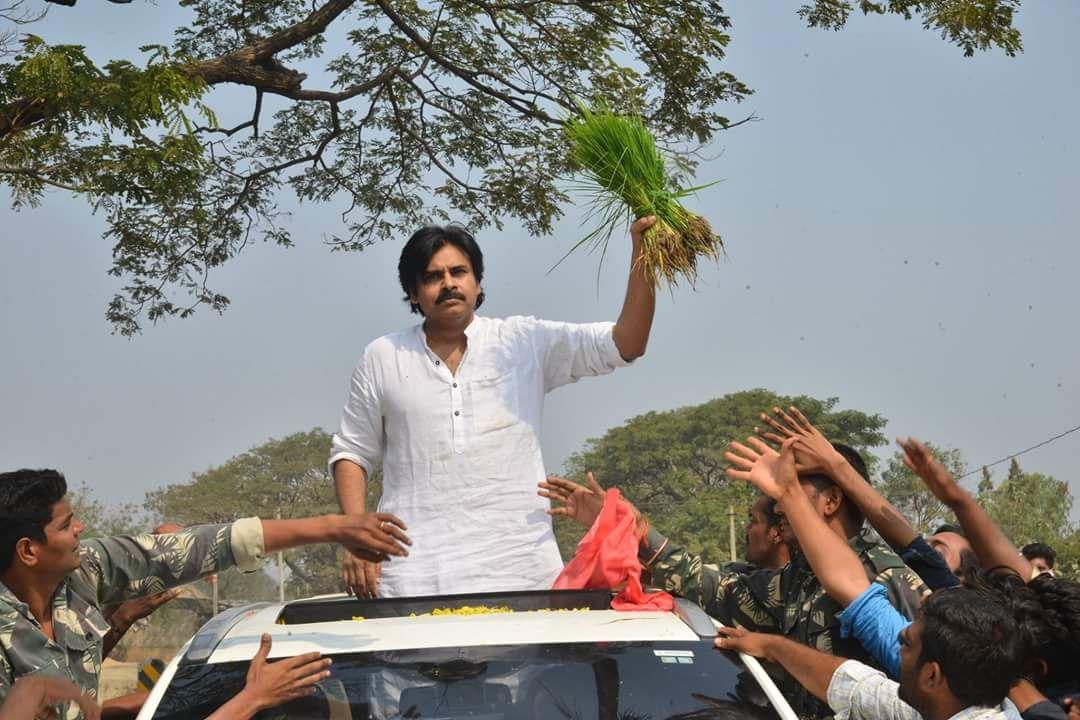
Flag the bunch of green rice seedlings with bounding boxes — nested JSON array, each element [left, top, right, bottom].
[[563, 105, 722, 287]]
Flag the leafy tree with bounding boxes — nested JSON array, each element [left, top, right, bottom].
[[68, 482, 147, 538], [981, 458, 1073, 550], [145, 428, 382, 598], [559, 389, 888, 562], [797, 0, 1022, 57], [1, 0, 1023, 333], [876, 443, 965, 534]]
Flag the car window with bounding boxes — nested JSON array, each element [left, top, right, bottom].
[[151, 641, 779, 720]]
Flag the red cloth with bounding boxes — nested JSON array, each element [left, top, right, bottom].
[[553, 488, 675, 611]]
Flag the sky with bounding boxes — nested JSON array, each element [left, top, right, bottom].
[[2, 2, 1078, 516]]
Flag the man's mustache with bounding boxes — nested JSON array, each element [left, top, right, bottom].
[[436, 290, 466, 304]]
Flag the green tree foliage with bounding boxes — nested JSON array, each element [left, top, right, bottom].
[[797, 0, 1022, 57], [144, 428, 381, 598], [981, 458, 1073, 550], [876, 443, 965, 534], [558, 389, 887, 562], [1, 0, 1023, 333], [67, 482, 147, 538]]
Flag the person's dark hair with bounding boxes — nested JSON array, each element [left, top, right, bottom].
[[955, 549, 980, 582], [963, 568, 1079, 690], [397, 225, 485, 315], [799, 442, 866, 532], [933, 523, 965, 538], [1021, 542, 1057, 569], [917, 585, 1025, 707], [0, 469, 68, 575], [760, 496, 782, 530], [1026, 574, 1080, 687]]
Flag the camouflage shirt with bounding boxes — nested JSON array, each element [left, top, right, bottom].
[[0, 518, 265, 720], [643, 527, 930, 719]]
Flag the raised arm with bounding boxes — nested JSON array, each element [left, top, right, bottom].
[[611, 216, 657, 361], [760, 406, 919, 552], [726, 437, 870, 606], [897, 437, 1030, 578]]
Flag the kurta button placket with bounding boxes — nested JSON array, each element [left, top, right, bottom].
[[450, 371, 465, 453]]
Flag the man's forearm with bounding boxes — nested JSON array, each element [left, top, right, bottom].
[[333, 460, 367, 514], [261, 516, 343, 554], [101, 625, 127, 659], [827, 458, 918, 551], [758, 635, 845, 703], [778, 485, 869, 606], [949, 492, 1030, 577], [612, 241, 655, 361]]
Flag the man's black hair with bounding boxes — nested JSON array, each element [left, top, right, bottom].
[[760, 496, 782, 529], [932, 523, 966, 538], [917, 585, 1025, 708], [1026, 573, 1080, 687], [0, 469, 68, 575], [397, 225, 485, 316], [955, 549, 980, 582], [1021, 542, 1057, 569], [799, 442, 866, 533], [965, 569, 1080, 690]]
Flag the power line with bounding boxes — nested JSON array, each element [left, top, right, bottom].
[[957, 422, 1080, 480]]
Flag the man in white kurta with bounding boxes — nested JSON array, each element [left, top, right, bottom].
[[330, 219, 657, 598]]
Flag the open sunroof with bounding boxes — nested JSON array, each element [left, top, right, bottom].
[[278, 588, 614, 624]]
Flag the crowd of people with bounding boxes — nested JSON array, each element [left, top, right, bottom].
[[1, 221, 1076, 720], [543, 406, 1079, 720]]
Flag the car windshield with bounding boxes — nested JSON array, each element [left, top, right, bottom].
[[151, 640, 778, 720]]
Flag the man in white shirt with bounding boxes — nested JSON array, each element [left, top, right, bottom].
[[329, 218, 658, 598], [715, 585, 1026, 720]]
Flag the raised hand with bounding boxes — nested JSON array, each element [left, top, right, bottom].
[[897, 437, 966, 505], [630, 215, 657, 247], [758, 406, 843, 477], [337, 513, 411, 562], [725, 437, 800, 500], [538, 472, 606, 528]]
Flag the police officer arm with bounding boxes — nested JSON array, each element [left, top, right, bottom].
[[611, 216, 657, 362], [82, 515, 410, 607]]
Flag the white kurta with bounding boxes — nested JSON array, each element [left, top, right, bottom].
[[329, 314, 629, 598]]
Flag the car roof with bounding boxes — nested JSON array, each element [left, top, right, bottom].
[[187, 589, 711, 664], [143, 589, 799, 720]]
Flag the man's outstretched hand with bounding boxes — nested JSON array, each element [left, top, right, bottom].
[[758, 406, 845, 477], [539, 472, 606, 528], [336, 513, 411, 562], [714, 626, 775, 661], [725, 437, 800, 501], [897, 437, 966, 506]]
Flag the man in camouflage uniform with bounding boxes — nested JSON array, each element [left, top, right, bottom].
[[0, 468, 410, 720], [639, 444, 930, 719]]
